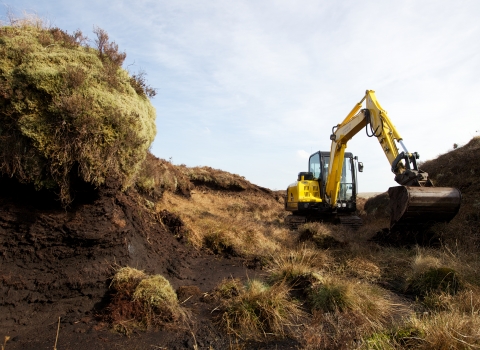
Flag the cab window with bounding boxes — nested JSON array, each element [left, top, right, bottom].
[[309, 153, 321, 179]]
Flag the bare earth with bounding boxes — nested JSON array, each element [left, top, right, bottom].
[[0, 177, 295, 350]]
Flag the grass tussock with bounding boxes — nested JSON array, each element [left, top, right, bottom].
[[406, 267, 463, 298], [408, 311, 480, 349], [107, 267, 185, 334], [405, 250, 465, 298], [110, 266, 147, 296], [302, 310, 391, 350], [308, 276, 394, 320], [301, 276, 400, 349], [297, 222, 348, 249], [364, 309, 480, 350], [133, 275, 184, 323], [267, 245, 330, 286], [216, 278, 304, 340]]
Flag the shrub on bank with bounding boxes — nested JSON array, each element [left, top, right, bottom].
[[0, 21, 156, 204]]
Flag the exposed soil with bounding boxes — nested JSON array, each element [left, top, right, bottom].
[[0, 177, 285, 350]]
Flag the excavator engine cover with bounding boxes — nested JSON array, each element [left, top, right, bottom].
[[388, 186, 461, 230]]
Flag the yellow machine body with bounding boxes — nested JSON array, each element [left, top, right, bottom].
[[285, 176, 322, 212]]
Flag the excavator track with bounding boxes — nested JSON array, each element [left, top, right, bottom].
[[285, 215, 307, 230], [285, 214, 363, 230], [337, 215, 363, 229]]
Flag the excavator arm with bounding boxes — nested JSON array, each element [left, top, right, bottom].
[[325, 90, 461, 229], [326, 90, 404, 205]]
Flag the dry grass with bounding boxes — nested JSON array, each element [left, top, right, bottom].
[[297, 222, 350, 248], [215, 278, 305, 341], [142, 139, 479, 348], [421, 288, 480, 313], [409, 311, 480, 349], [267, 245, 330, 285], [107, 267, 185, 334], [2, 336, 10, 350], [344, 256, 382, 282], [156, 191, 293, 258], [412, 253, 441, 275], [364, 308, 480, 350]]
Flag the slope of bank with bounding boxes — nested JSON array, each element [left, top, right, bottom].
[[0, 159, 290, 349]]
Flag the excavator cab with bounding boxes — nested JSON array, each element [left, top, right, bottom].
[[285, 151, 363, 229], [308, 151, 359, 212]]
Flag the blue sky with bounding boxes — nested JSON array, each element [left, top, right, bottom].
[[3, 1, 480, 192]]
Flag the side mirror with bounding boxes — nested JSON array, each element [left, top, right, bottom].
[[358, 162, 364, 172]]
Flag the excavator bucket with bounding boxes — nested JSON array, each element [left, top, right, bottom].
[[388, 186, 462, 230]]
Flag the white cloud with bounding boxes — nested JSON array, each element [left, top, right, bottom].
[[297, 150, 310, 159]]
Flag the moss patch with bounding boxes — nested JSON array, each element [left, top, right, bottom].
[[0, 24, 156, 204]]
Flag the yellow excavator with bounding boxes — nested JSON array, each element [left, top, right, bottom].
[[285, 90, 462, 231]]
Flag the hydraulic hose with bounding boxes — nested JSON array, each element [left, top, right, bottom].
[[364, 109, 383, 138]]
